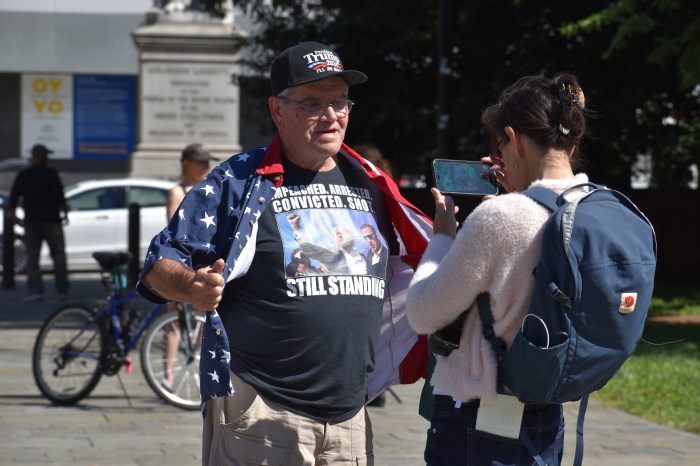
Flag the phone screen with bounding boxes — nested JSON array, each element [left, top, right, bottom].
[[432, 159, 499, 196]]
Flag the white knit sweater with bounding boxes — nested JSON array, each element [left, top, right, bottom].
[[406, 174, 590, 403]]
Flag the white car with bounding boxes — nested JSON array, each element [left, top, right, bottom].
[[1, 178, 176, 272]]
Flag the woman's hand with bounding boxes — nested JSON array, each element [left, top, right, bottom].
[[431, 187, 459, 239], [481, 155, 515, 193]]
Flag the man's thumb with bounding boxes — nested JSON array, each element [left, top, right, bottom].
[[210, 258, 226, 275]]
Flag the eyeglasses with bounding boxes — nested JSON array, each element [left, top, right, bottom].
[[363, 233, 377, 241], [278, 96, 354, 118]]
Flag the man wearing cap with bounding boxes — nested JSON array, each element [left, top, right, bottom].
[[137, 41, 432, 465], [9, 144, 69, 301]]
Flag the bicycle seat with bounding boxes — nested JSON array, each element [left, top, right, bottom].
[[92, 252, 131, 272]]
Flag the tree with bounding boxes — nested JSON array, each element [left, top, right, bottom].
[[560, 0, 700, 191], [234, 0, 700, 192], [235, 0, 441, 180]]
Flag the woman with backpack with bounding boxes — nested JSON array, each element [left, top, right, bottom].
[[406, 72, 591, 466]]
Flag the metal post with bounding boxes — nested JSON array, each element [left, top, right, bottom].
[[2, 206, 16, 289], [127, 203, 140, 288]]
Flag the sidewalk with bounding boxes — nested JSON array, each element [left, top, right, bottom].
[[1, 273, 699, 465]]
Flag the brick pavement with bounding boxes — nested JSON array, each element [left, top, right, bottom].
[[0, 273, 698, 465]]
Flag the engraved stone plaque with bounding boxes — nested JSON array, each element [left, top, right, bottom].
[[141, 62, 238, 146]]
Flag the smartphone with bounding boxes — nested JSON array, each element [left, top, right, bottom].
[[432, 159, 499, 196]]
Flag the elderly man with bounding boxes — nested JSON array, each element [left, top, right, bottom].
[[137, 41, 431, 465]]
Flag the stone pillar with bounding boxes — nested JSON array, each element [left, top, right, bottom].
[[131, 13, 245, 179]]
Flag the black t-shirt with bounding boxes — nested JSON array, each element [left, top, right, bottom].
[[219, 155, 398, 422], [10, 164, 65, 223]]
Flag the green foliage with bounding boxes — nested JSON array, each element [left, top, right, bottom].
[[649, 283, 700, 316], [595, 322, 700, 433], [236, 0, 441, 177], [235, 0, 700, 192], [561, 0, 700, 191]]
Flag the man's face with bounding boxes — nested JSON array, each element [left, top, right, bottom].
[[362, 226, 380, 254], [271, 77, 349, 167], [335, 226, 354, 250]]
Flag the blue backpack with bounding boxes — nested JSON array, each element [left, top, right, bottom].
[[478, 182, 657, 466]]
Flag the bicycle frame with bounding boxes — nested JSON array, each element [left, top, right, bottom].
[[112, 290, 165, 353], [62, 290, 164, 365], [34, 251, 204, 410]]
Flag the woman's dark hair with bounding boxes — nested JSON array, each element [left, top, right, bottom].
[[481, 72, 589, 170]]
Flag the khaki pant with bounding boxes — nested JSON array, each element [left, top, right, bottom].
[[202, 372, 374, 466]]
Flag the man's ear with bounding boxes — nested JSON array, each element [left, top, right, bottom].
[[269, 96, 284, 129]]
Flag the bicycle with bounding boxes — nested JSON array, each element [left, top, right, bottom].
[[32, 251, 204, 410]]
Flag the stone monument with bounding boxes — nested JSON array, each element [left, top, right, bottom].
[[131, 0, 245, 179]]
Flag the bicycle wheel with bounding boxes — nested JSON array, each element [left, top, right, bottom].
[[32, 304, 103, 406], [140, 307, 204, 410]]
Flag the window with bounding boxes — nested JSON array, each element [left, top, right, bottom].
[[68, 187, 126, 211], [128, 186, 168, 208]]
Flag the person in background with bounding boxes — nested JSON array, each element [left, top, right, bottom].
[[137, 41, 432, 465], [167, 143, 219, 221], [9, 144, 69, 302], [354, 142, 396, 181], [407, 72, 591, 465], [162, 143, 218, 390]]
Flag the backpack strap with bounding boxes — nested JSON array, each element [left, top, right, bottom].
[[476, 292, 512, 397], [476, 292, 507, 363], [521, 186, 561, 212], [574, 393, 589, 466], [522, 186, 574, 309]]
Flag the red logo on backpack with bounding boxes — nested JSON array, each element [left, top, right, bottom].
[[619, 293, 637, 314]]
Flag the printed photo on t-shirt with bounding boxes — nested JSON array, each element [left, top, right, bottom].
[[269, 181, 390, 299], [278, 209, 388, 278]]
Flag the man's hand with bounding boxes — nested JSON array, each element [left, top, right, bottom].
[[190, 259, 226, 312], [287, 212, 301, 231], [142, 258, 226, 312]]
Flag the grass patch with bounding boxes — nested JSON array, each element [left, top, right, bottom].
[[648, 283, 700, 316], [594, 322, 700, 433]]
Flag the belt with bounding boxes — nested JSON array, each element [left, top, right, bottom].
[[434, 394, 554, 412]]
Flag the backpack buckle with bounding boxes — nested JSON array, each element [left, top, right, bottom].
[[547, 283, 570, 306]]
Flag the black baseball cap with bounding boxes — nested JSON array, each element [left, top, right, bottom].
[[31, 144, 53, 157], [270, 41, 368, 96]]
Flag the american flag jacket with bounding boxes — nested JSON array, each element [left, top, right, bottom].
[[137, 134, 433, 410]]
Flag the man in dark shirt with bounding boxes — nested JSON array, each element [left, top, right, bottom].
[[9, 144, 69, 301], [138, 41, 432, 465]]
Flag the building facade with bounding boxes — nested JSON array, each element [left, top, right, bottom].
[[0, 0, 267, 191]]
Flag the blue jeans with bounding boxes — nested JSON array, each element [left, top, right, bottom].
[[425, 395, 564, 466]]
